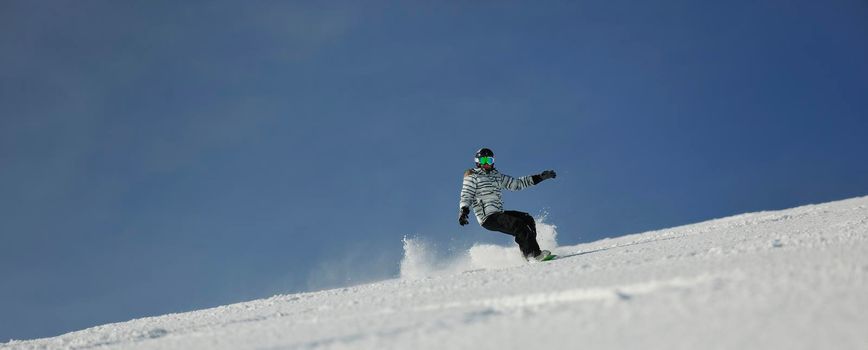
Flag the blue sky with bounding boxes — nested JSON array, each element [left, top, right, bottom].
[[2, 0, 867, 341]]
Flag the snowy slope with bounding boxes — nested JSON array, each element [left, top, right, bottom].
[[4, 196, 868, 350]]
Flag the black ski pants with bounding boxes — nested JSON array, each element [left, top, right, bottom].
[[481, 210, 542, 258]]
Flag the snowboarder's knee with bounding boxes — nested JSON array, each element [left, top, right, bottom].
[[521, 213, 535, 226]]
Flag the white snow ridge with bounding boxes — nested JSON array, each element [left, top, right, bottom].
[[5, 196, 868, 350]]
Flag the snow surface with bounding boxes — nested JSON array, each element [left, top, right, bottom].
[[4, 196, 868, 350]]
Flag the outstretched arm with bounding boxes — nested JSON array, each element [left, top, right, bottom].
[[500, 170, 556, 191], [499, 172, 536, 191]]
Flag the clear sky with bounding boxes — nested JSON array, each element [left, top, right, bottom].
[[1, 0, 867, 341]]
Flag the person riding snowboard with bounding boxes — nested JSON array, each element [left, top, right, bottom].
[[458, 148, 557, 261]]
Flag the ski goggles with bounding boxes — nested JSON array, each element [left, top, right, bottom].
[[476, 156, 494, 165]]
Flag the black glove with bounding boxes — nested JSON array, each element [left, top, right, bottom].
[[458, 207, 470, 226], [533, 170, 557, 184]]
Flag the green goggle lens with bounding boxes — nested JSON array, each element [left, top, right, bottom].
[[478, 156, 494, 165]]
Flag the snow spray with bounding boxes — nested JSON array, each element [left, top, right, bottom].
[[400, 215, 559, 279]]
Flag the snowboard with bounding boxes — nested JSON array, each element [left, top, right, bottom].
[[540, 254, 557, 262]]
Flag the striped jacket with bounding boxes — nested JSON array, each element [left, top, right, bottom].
[[459, 167, 537, 224]]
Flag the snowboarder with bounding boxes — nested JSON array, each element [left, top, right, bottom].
[[458, 148, 557, 261]]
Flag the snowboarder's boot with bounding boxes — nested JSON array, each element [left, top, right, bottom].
[[531, 250, 556, 262]]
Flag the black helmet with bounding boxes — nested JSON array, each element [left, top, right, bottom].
[[474, 148, 495, 170], [475, 148, 494, 158]]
